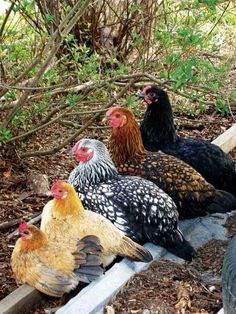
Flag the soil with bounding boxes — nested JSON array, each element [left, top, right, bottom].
[[0, 102, 236, 313], [108, 238, 230, 314]]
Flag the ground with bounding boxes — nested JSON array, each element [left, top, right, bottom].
[[0, 101, 235, 313]]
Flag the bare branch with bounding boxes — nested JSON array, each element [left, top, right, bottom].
[[60, 120, 109, 129], [0, 2, 15, 38], [1, 0, 91, 128], [7, 214, 42, 240], [20, 80, 136, 158]]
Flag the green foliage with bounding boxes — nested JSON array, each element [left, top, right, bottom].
[[32, 100, 50, 117], [11, 110, 31, 130], [198, 0, 224, 10], [214, 99, 229, 116], [4, 90, 17, 101], [0, 128, 12, 142], [171, 58, 197, 89], [65, 94, 84, 107], [125, 96, 142, 116], [0, 0, 235, 144], [176, 28, 204, 47]]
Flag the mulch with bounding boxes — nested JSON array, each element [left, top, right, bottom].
[[0, 104, 235, 313], [108, 237, 230, 314]]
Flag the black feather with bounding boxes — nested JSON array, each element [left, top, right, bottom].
[[68, 139, 195, 261], [140, 86, 236, 196]]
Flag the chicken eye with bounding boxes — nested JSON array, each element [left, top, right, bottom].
[[58, 189, 63, 193], [23, 230, 30, 235], [115, 113, 120, 118], [149, 92, 156, 97]]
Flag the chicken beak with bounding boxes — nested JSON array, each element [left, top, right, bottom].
[[137, 92, 145, 99]]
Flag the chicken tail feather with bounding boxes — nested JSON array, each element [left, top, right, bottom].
[[121, 236, 153, 262], [73, 235, 104, 283], [206, 190, 236, 214]]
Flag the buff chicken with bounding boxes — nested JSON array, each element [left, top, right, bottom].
[[11, 222, 103, 297]]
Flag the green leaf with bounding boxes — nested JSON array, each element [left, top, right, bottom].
[[0, 128, 12, 141]]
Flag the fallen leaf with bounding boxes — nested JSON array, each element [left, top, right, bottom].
[[3, 166, 13, 178]]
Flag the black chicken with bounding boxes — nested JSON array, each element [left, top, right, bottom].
[[106, 106, 236, 219], [68, 138, 195, 261], [139, 85, 236, 196]]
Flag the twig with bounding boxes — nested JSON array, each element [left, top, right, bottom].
[[226, 95, 236, 123], [7, 74, 144, 143], [6, 87, 94, 143], [2, 0, 91, 128], [64, 108, 109, 116], [20, 80, 136, 158], [0, 218, 24, 231], [60, 120, 109, 129], [7, 214, 42, 240], [113, 72, 236, 106], [0, 2, 15, 38], [206, 1, 231, 38], [175, 116, 223, 125], [0, 81, 71, 91], [142, 73, 217, 106], [2, 39, 61, 128], [0, 212, 41, 231], [0, 52, 43, 99]]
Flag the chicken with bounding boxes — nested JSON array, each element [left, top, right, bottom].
[[139, 85, 236, 196], [69, 138, 195, 262], [11, 222, 103, 297], [41, 180, 152, 267], [106, 106, 236, 218]]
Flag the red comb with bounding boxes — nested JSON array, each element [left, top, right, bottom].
[[72, 141, 81, 154], [51, 179, 63, 192], [19, 221, 28, 232], [142, 85, 152, 93], [106, 106, 121, 117]]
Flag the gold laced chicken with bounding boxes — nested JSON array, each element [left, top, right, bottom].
[[106, 106, 236, 219]]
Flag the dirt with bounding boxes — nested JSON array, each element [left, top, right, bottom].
[[0, 104, 236, 313], [109, 249, 224, 314]]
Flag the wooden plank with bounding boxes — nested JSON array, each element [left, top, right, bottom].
[[0, 285, 42, 314], [212, 123, 236, 153]]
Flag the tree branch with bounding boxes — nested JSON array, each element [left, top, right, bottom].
[[7, 214, 42, 240], [20, 80, 136, 158], [6, 99, 85, 143], [60, 120, 109, 129], [1, 0, 91, 128], [0, 2, 15, 38]]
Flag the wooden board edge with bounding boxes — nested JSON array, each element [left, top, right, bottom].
[[0, 285, 43, 314], [212, 123, 236, 153]]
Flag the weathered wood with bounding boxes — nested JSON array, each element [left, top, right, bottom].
[[0, 285, 42, 314], [212, 123, 236, 153]]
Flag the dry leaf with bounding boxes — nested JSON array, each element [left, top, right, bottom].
[[175, 281, 192, 314], [27, 172, 50, 196], [104, 305, 115, 314], [3, 165, 13, 178]]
